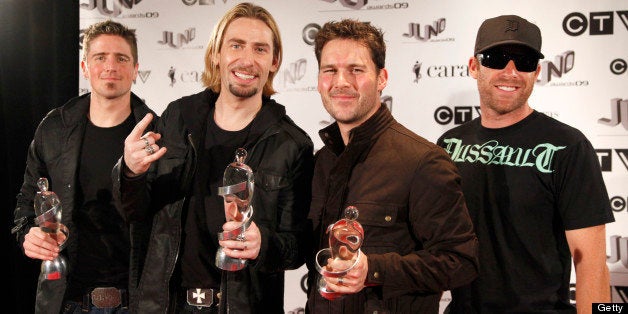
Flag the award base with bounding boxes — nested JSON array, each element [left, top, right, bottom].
[[215, 248, 247, 271]]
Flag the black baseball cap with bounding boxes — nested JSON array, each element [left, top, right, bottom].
[[474, 15, 544, 58]]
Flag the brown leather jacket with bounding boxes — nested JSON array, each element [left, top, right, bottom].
[[306, 105, 479, 313]]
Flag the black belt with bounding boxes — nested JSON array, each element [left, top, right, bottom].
[[183, 288, 220, 308], [82, 287, 128, 309]]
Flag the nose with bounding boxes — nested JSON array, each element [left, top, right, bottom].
[[503, 60, 519, 75], [104, 57, 116, 71], [333, 69, 352, 87], [239, 47, 255, 65]]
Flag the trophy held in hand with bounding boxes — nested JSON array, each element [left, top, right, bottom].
[[215, 148, 254, 271], [315, 206, 364, 300], [34, 177, 69, 280]]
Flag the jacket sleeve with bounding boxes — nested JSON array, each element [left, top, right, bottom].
[[12, 116, 50, 249], [253, 137, 314, 272], [366, 146, 479, 299]]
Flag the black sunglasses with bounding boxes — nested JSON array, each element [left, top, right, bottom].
[[476, 49, 539, 72]]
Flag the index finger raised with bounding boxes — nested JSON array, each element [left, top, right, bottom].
[[128, 113, 154, 140]]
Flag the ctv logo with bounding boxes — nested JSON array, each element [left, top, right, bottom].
[[595, 149, 628, 172], [433, 106, 480, 125], [562, 11, 628, 36]]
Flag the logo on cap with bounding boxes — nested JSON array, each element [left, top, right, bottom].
[[505, 20, 519, 32]]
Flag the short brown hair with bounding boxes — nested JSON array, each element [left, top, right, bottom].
[[201, 2, 283, 96], [82, 20, 138, 65], [314, 19, 386, 71]]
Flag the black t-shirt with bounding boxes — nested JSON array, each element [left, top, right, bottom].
[[437, 111, 614, 313], [180, 109, 252, 289], [69, 114, 134, 299]]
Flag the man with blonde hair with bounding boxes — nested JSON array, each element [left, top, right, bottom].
[[115, 2, 314, 313]]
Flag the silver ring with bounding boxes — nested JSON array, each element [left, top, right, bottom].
[[142, 137, 150, 148], [145, 145, 155, 155], [337, 277, 344, 285]]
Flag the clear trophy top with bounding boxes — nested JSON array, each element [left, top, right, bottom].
[[34, 177, 63, 234], [327, 206, 364, 265], [34, 177, 61, 217], [220, 148, 254, 222]]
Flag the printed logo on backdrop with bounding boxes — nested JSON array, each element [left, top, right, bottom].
[[434, 108, 560, 127], [607, 235, 628, 293], [275, 58, 317, 93], [434, 106, 480, 126], [166, 66, 202, 87], [135, 70, 151, 84], [536, 50, 589, 87], [403, 19, 454, 42], [80, 0, 158, 18], [181, 0, 229, 5], [599, 98, 628, 131], [319, 95, 392, 128], [562, 11, 628, 36], [595, 149, 628, 172], [168, 67, 176, 87], [609, 197, 628, 214], [411, 60, 469, 83], [302, 23, 321, 46], [158, 28, 203, 49], [317, 0, 409, 10], [610, 58, 627, 75]]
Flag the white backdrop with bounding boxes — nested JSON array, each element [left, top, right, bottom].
[[80, 0, 628, 311]]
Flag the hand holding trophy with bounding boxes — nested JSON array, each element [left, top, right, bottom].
[[34, 177, 69, 280], [315, 206, 364, 300], [215, 148, 254, 271]]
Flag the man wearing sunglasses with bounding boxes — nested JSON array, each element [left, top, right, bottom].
[[437, 15, 614, 313]]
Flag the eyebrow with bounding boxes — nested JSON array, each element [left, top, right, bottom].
[[226, 38, 271, 49]]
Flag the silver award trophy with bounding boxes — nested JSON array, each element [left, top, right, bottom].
[[215, 148, 254, 271], [34, 177, 69, 280], [315, 206, 364, 300]]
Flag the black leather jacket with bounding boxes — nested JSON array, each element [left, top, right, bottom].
[[113, 89, 314, 313], [12, 93, 156, 313]]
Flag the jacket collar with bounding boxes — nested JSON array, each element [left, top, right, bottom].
[[58, 92, 148, 126], [201, 89, 287, 147], [318, 104, 394, 156]]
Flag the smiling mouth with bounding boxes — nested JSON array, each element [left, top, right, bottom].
[[496, 85, 517, 92], [234, 71, 255, 80]]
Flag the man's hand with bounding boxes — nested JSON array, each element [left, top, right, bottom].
[[23, 226, 67, 261], [123, 113, 166, 177], [218, 221, 261, 260]]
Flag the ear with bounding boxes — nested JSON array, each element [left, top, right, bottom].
[[469, 56, 479, 79], [212, 51, 220, 68], [133, 63, 139, 80], [80, 60, 89, 78], [533, 63, 541, 80], [377, 68, 388, 92], [270, 55, 279, 73]]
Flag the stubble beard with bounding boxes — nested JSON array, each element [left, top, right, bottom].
[[228, 83, 258, 99]]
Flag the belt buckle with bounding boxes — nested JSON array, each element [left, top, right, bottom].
[[91, 287, 121, 308], [186, 288, 215, 308]]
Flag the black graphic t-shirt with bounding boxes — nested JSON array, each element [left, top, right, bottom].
[[437, 110, 614, 313]]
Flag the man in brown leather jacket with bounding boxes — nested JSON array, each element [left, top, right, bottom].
[[306, 19, 479, 313]]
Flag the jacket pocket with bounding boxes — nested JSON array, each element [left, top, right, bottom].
[[350, 202, 403, 251]]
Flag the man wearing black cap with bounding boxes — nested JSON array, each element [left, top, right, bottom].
[[437, 15, 614, 313]]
